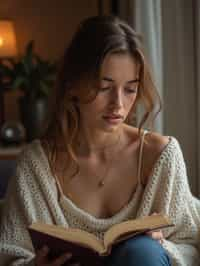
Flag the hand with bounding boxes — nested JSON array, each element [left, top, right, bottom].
[[35, 245, 81, 266], [145, 212, 165, 245], [146, 229, 164, 245]]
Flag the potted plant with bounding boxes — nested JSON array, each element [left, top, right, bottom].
[[0, 40, 57, 141]]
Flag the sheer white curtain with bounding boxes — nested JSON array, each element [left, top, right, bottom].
[[118, 0, 163, 134], [133, 0, 163, 135], [194, 0, 200, 198], [162, 0, 198, 196], [117, 0, 200, 197]]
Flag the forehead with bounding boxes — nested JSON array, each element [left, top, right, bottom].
[[100, 53, 138, 80]]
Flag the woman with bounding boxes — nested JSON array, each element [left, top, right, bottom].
[[0, 15, 200, 266]]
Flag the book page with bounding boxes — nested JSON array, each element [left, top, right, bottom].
[[29, 223, 105, 254], [103, 214, 173, 249]]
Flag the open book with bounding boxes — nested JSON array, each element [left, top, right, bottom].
[[28, 214, 174, 266]]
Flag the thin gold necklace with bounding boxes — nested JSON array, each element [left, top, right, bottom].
[[96, 133, 122, 188], [62, 133, 122, 194]]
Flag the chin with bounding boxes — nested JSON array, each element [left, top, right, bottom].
[[101, 123, 122, 133]]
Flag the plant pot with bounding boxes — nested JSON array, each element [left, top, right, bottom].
[[19, 96, 49, 142]]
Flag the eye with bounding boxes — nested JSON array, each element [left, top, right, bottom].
[[125, 88, 137, 94], [99, 87, 111, 92]]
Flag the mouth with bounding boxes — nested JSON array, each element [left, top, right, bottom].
[[102, 114, 124, 124], [103, 113, 123, 119]]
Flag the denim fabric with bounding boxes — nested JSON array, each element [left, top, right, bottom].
[[104, 235, 171, 266]]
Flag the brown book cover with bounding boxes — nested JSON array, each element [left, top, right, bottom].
[[28, 214, 174, 266]]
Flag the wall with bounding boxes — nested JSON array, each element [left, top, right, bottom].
[[0, 0, 99, 121], [0, 0, 99, 59]]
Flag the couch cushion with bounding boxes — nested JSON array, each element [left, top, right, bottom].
[[0, 160, 16, 198]]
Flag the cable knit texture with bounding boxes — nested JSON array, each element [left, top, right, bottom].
[[0, 136, 200, 266]]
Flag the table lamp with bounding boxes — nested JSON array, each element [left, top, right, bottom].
[[0, 20, 18, 129]]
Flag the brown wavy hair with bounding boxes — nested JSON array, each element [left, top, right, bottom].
[[41, 15, 162, 177]]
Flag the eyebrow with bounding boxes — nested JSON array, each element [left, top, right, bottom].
[[101, 77, 140, 84]]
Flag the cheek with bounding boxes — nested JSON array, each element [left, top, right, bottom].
[[92, 95, 108, 109], [79, 100, 103, 116], [125, 95, 137, 111]]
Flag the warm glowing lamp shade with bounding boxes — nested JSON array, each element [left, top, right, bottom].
[[0, 20, 18, 130], [0, 20, 18, 58]]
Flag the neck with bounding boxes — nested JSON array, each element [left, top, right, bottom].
[[76, 127, 122, 157]]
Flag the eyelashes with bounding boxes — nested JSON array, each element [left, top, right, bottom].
[[99, 87, 137, 94]]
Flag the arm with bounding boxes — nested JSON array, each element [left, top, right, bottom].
[[139, 136, 200, 266], [164, 144, 200, 265], [159, 138, 200, 265], [0, 145, 63, 266], [0, 165, 35, 265]]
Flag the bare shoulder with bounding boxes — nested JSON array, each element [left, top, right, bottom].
[[142, 131, 170, 184], [145, 131, 170, 154], [123, 125, 170, 183], [122, 124, 170, 151]]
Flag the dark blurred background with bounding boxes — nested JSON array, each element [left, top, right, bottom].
[[0, 0, 200, 199]]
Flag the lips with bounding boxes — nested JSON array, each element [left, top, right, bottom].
[[103, 114, 123, 119]]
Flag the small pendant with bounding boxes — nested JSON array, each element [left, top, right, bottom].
[[98, 180, 105, 187]]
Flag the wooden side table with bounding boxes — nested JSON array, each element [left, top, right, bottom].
[[0, 145, 24, 160]]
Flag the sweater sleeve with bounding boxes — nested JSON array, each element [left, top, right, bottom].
[[0, 162, 36, 266], [0, 145, 62, 266], [156, 138, 200, 266]]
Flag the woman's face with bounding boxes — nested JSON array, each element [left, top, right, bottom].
[[79, 53, 139, 133]]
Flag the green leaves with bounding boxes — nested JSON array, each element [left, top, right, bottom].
[[0, 61, 16, 91], [0, 40, 57, 99]]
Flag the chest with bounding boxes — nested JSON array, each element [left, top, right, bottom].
[[57, 151, 145, 218], [65, 174, 139, 218]]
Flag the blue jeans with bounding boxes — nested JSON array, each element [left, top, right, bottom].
[[104, 235, 171, 266]]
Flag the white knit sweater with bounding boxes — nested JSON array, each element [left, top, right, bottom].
[[0, 136, 200, 266]]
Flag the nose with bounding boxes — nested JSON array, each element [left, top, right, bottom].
[[109, 88, 123, 109]]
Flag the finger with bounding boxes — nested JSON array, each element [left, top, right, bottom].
[[151, 212, 161, 216], [51, 252, 72, 266], [35, 246, 49, 264], [147, 229, 163, 235], [146, 231, 163, 240], [153, 231, 163, 239], [148, 233, 164, 244], [146, 230, 162, 236]]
